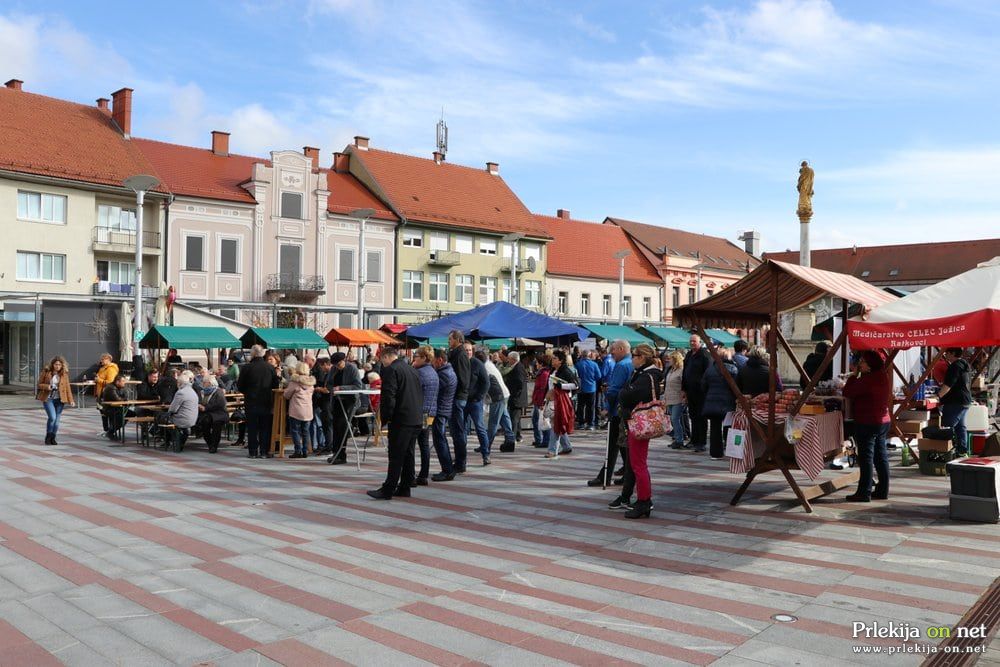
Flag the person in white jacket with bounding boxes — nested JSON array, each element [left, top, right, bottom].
[[481, 352, 515, 451]]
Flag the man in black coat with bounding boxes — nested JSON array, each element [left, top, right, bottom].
[[447, 330, 471, 471], [312, 357, 334, 453], [368, 348, 424, 500], [327, 352, 362, 464], [503, 351, 528, 450], [236, 345, 280, 458], [682, 334, 712, 452]]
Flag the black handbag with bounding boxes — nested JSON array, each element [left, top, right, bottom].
[[922, 425, 953, 440]]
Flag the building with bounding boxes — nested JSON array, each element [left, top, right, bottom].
[[0, 80, 166, 383], [538, 210, 662, 322], [342, 138, 549, 322], [605, 217, 759, 323], [764, 239, 1000, 292]]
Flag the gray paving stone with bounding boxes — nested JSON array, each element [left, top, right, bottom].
[[110, 613, 230, 664], [295, 623, 436, 667], [68, 623, 175, 666], [213, 650, 284, 667], [0, 560, 74, 595], [23, 592, 107, 633]]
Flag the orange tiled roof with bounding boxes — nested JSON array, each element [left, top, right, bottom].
[[606, 217, 758, 272], [324, 169, 398, 222], [0, 87, 161, 190], [536, 213, 661, 283], [134, 138, 265, 204], [349, 147, 549, 238]]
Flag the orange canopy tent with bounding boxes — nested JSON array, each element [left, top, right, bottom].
[[324, 328, 401, 347]]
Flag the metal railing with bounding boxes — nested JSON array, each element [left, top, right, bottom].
[[91, 283, 159, 298], [427, 250, 461, 266], [92, 227, 161, 249], [265, 273, 326, 292]]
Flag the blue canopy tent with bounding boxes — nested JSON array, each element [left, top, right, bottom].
[[405, 302, 589, 345]]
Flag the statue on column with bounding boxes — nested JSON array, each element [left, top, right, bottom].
[[797, 160, 814, 221]]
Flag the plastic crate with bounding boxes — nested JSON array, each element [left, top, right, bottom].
[[949, 494, 1000, 523], [946, 457, 1000, 498], [919, 449, 956, 476]]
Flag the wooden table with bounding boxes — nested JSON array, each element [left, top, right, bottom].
[[70, 381, 95, 409], [102, 400, 160, 441]]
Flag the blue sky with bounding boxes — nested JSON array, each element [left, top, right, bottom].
[[2, 0, 999, 252]]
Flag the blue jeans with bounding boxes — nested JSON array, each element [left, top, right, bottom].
[[288, 417, 311, 454], [310, 413, 326, 449], [450, 399, 468, 467], [487, 400, 514, 446], [465, 400, 489, 460], [855, 422, 889, 498], [547, 430, 571, 455], [940, 404, 969, 454], [432, 415, 453, 474], [43, 398, 65, 435], [668, 403, 686, 443], [531, 406, 550, 447]]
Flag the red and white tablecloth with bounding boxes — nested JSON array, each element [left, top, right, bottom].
[[728, 407, 845, 480]]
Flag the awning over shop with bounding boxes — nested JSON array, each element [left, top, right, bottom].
[[139, 325, 241, 350], [583, 324, 653, 346], [380, 323, 408, 335], [641, 326, 690, 349], [325, 328, 401, 347], [706, 328, 741, 346], [240, 327, 328, 349]]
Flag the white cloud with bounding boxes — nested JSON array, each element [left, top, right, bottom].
[[570, 14, 616, 43]]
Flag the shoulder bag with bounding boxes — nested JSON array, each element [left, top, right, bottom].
[[628, 374, 670, 440]]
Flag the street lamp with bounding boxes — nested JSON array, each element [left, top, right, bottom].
[[348, 208, 376, 331], [614, 249, 631, 325], [123, 174, 160, 355], [501, 232, 524, 305]]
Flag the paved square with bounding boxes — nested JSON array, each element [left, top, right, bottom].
[[0, 407, 997, 666]]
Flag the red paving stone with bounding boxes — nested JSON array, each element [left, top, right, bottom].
[[341, 618, 489, 666], [254, 638, 353, 666], [0, 619, 63, 667]]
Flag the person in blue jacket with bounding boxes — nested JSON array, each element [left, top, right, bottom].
[[575, 351, 601, 430], [587, 340, 634, 487]]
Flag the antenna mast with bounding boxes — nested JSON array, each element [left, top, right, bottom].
[[436, 109, 448, 157]]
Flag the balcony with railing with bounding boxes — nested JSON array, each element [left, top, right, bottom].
[[498, 258, 535, 273], [92, 227, 162, 252], [427, 250, 461, 266], [92, 283, 160, 299], [265, 273, 326, 296]]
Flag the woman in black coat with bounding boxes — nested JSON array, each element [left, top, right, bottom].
[[737, 345, 783, 397], [701, 355, 738, 459], [198, 376, 229, 453]]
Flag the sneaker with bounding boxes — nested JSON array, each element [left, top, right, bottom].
[[608, 497, 633, 511], [431, 471, 455, 482], [543, 453, 558, 459], [559, 448, 573, 455], [669, 441, 685, 450], [710, 455, 725, 461]]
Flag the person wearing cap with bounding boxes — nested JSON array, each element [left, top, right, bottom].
[[368, 348, 424, 500], [237, 345, 280, 459], [842, 350, 892, 502], [327, 352, 362, 464]]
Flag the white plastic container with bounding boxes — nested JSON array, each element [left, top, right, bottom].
[[965, 404, 989, 432]]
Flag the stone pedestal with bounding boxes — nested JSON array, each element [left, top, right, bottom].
[[777, 307, 817, 386]]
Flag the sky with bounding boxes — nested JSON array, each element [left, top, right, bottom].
[[2, 0, 999, 253]]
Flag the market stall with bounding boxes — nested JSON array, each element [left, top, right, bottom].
[[674, 259, 897, 512], [138, 325, 243, 369], [323, 328, 401, 348], [640, 325, 690, 349], [405, 301, 589, 345], [583, 324, 654, 347], [240, 327, 329, 350]]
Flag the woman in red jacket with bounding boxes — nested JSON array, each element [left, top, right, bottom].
[[841, 350, 892, 502], [530, 354, 552, 449]]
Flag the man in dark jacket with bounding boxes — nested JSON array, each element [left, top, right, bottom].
[[447, 330, 471, 471], [431, 348, 458, 480], [312, 357, 334, 453], [237, 345, 280, 458], [327, 352, 362, 465], [411, 346, 439, 485], [939, 348, 973, 456], [368, 348, 424, 500], [464, 343, 491, 466], [503, 352, 528, 450], [682, 334, 712, 453]]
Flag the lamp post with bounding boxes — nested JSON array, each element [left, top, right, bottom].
[[614, 249, 631, 325], [348, 208, 376, 331], [501, 232, 524, 305], [123, 174, 160, 355]]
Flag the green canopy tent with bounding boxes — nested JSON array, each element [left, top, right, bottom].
[[139, 325, 242, 350], [583, 324, 653, 347], [640, 325, 690, 349], [706, 328, 742, 346], [240, 327, 328, 349]]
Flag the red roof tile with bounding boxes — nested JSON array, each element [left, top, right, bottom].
[[606, 217, 758, 272], [349, 147, 549, 237], [764, 239, 1000, 286], [535, 213, 661, 283], [324, 169, 398, 222], [134, 138, 265, 203], [0, 87, 160, 190]]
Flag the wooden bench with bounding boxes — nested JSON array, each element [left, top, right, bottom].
[[125, 416, 156, 446]]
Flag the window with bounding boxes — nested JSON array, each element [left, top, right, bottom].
[[97, 204, 136, 231], [280, 192, 303, 219], [889, 269, 900, 276], [429, 272, 449, 302], [280, 244, 301, 281], [623, 296, 632, 317], [366, 251, 381, 283], [402, 229, 423, 247], [338, 248, 355, 281], [454, 235, 473, 254], [429, 232, 449, 251], [403, 270, 423, 301], [185, 236, 204, 271], [861, 270, 871, 277], [16, 251, 65, 282], [479, 276, 497, 304], [672, 286, 680, 308], [524, 280, 540, 307], [501, 278, 515, 302], [602, 294, 611, 316], [643, 297, 651, 319], [18, 191, 66, 223], [557, 291, 568, 314], [479, 239, 497, 256], [454, 274, 473, 303], [580, 293, 590, 315], [96, 260, 134, 284], [338, 313, 354, 328], [522, 243, 541, 262], [688, 287, 696, 303], [501, 242, 513, 258], [219, 309, 237, 321], [219, 238, 239, 274]]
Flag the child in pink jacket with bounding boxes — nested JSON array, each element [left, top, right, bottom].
[[283, 362, 315, 458]]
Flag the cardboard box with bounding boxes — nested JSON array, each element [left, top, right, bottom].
[[800, 404, 826, 415], [917, 438, 953, 453], [899, 409, 931, 421], [898, 420, 927, 435]]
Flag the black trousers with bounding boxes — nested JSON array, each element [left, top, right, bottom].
[[317, 402, 333, 451], [246, 409, 272, 457], [594, 415, 623, 482], [331, 400, 355, 461], [204, 421, 224, 452], [708, 416, 726, 458], [382, 424, 421, 496], [509, 404, 522, 442], [416, 424, 431, 479], [687, 392, 708, 447], [577, 392, 595, 426], [614, 420, 634, 499]]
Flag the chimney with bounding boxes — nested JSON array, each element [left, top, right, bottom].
[[5, 79, 23, 91], [211, 130, 230, 156], [486, 161, 499, 175], [111, 87, 133, 137], [354, 136, 369, 150], [739, 230, 761, 258], [303, 146, 320, 170], [433, 151, 444, 164], [332, 152, 350, 172], [96, 98, 110, 112], [556, 209, 571, 219]]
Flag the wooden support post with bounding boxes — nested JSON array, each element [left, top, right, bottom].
[[779, 464, 813, 513], [767, 276, 778, 444], [790, 327, 847, 418]]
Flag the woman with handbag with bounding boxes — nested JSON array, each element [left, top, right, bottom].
[[37, 356, 75, 445], [543, 350, 576, 459], [612, 344, 664, 519], [702, 352, 739, 460]]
